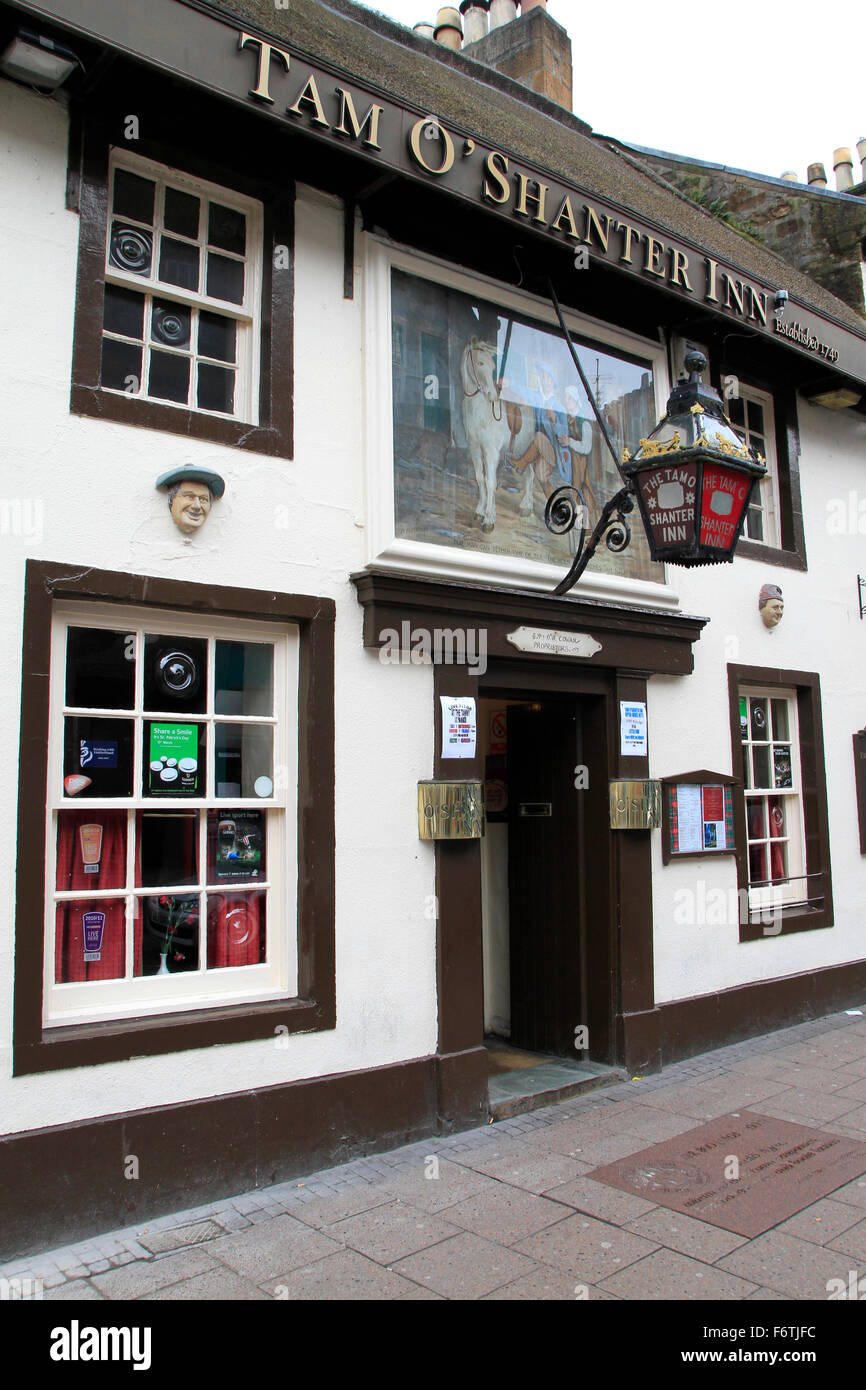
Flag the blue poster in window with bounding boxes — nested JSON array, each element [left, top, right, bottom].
[[80, 740, 118, 769]]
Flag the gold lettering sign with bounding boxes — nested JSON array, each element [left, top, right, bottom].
[[609, 780, 661, 830], [418, 781, 484, 839]]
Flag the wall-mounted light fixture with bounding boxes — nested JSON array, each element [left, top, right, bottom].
[[0, 29, 80, 91]]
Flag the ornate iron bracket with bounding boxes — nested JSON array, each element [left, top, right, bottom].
[[545, 484, 636, 596]]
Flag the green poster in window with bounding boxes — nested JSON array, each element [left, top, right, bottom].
[[739, 697, 748, 740], [148, 723, 199, 794]]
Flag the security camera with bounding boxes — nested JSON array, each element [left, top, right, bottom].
[[774, 290, 789, 313]]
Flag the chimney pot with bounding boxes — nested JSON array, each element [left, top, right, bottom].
[[833, 146, 854, 190], [521, 0, 548, 10], [413, 22, 436, 38], [435, 6, 463, 48], [857, 136, 866, 181], [780, 170, 797, 181], [489, 0, 518, 29], [460, 0, 490, 44], [807, 162, 827, 187]]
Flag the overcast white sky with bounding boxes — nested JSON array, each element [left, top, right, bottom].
[[351, 0, 864, 185]]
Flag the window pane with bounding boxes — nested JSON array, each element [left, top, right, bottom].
[[56, 898, 126, 982], [769, 840, 788, 883], [164, 186, 200, 239], [198, 312, 236, 363], [214, 724, 273, 798], [208, 203, 246, 256], [741, 741, 751, 789], [65, 626, 135, 709], [750, 698, 769, 741], [771, 700, 789, 741], [747, 399, 765, 433], [109, 222, 153, 276], [63, 716, 134, 798], [207, 809, 266, 884], [56, 810, 127, 891], [136, 895, 199, 975], [143, 635, 207, 713], [215, 641, 273, 716], [113, 169, 155, 225], [148, 349, 190, 404], [136, 811, 199, 887], [748, 842, 767, 886], [746, 506, 764, 542], [207, 891, 266, 968], [151, 300, 191, 350], [727, 396, 745, 426], [197, 363, 235, 415], [206, 252, 244, 304], [144, 721, 206, 797], [746, 799, 765, 840], [773, 745, 793, 788], [768, 796, 785, 837], [159, 235, 199, 290], [752, 744, 770, 789], [101, 337, 142, 393], [103, 285, 145, 339]]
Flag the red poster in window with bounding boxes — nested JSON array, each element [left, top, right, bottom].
[[702, 785, 724, 822]]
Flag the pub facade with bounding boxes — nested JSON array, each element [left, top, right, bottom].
[[1, 0, 865, 1257]]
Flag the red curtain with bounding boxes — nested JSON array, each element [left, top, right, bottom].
[[207, 892, 265, 968], [54, 812, 126, 982]]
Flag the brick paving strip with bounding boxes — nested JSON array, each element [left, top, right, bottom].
[[3, 1006, 866, 1301]]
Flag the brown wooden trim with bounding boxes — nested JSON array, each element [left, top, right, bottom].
[[352, 568, 708, 677], [0, 1051, 486, 1263], [726, 663, 833, 940], [660, 957, 866, 1065], [69, 83, 294, 458], [13, 561, 335, 1075]]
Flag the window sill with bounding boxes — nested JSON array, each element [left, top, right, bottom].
[[14, 994, 333, 1076], [70, 385, 292, 458], [740, 899, 833, 942]]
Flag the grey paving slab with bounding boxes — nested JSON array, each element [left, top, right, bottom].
[[623, 1208, 749, 1262], [436, 1185, 570, 1246], [596, 1248, 759, 1300], [482, 1269, 619, 1300], [141, 1267, 270, 1300], [830, 1104, 866, 1131], [826, 1176, 866, 1210], [600, 1105, 706, 1144], [284, 1180, 396, 1229], [716, 1230, 860, 1299], [826, 1215, 866, 1262], [90, 1247, 218, 1300], [472, 1151, 595, 1195], [546, 1131, 652, 1166], [543, 1176, 658, 1226], [514, 1212, 659, 1285], [207, 1214, 343, 1281], [44, 1280, 106, 1300], [326, 1201, 460, 1264], [261, 1249, 441, 1300], [752, 1087, 865, 1121], [379, 1158, 502, 1214], [390, 1231, 538, 1299], [834, 1077, 866, 1103], [775, 1198, 865, 1245]]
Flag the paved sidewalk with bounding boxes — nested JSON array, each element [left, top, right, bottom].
[[5, 1005, 866, 1301]]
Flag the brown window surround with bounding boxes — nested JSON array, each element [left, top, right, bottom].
[[727, 664, 833, 942], [69, 106, 294, 458], [13, 561, 335, 1076]]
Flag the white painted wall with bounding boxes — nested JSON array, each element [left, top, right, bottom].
[[650, 399, 866, 1003], [0, 83, 437, 1136]]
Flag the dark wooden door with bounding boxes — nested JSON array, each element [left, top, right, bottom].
[[507, 701, 584, 1057]]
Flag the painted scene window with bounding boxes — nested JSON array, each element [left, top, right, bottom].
[[391, 269, 662, 582]]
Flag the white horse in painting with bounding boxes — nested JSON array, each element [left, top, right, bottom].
[[461, 338, 512, 532]]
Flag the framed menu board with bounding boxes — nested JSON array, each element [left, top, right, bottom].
[[661, 769, 739, 864]]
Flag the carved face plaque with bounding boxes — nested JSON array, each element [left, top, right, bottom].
[[170, 481, 212, 535], [759, 583, 784, 629]]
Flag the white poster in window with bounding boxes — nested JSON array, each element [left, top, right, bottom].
[[440, 697, 476, 759], [620, 701, 648, 757], [675, 784, 703, 854]]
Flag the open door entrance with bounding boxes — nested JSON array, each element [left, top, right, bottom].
[[506, 700, 585, 1058]]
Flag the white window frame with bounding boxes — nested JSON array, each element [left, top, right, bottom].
[[740, 685, 805, 914], [44, 601, 298, 1026], [102, 150, 263, 424], [364, 236, 679, 611], [728, 383, 781, 549]]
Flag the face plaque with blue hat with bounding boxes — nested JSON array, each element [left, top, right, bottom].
[[155, 465, 226, 536]]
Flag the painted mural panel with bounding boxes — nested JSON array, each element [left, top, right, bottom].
[[392, 270, 662, 582]]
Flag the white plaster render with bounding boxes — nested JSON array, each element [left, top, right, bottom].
[[0, 95, 436, 1135]]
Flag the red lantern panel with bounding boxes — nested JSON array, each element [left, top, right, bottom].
[[699, 464, 752, 551], [637, 464, 697, 550]]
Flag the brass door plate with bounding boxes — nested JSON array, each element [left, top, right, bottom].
[[609, 779, 661, 829], [418, 780, 484, 839]]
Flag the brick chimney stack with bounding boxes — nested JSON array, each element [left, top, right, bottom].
[[463, 2, 573, 111]]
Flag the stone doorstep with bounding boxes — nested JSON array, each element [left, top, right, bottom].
[[489, 1064, 625, 1121]]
